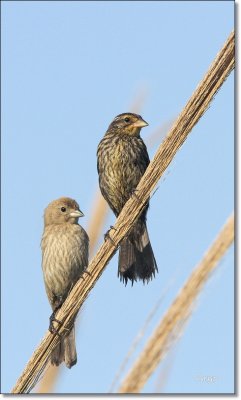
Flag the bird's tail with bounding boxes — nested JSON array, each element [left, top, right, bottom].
[[51, 326, 77, 368], [118, 221, 158, 285]]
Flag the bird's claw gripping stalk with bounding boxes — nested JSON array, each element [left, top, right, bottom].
[[49, 309, 63, 336], [131, 188, 142, 204], [80, 269, 92, 280], [104, 226, 119, 248]]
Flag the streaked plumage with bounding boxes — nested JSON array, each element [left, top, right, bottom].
[[41, 197, 89, 368], [97, 113, 157, 284]]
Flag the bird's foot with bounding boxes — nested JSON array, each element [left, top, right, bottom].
[[104, 226, 118, 248], [80, 269, 92, 280], [49, 309, 63, 336], [131, 188, 142, 204]]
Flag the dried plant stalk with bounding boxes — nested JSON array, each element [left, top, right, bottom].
[[35, 365, 60, 394], [86, 191, 109, 256], [128, 86, 149, 113], [11, 30, 234, 394], [118, 214, 234, 393]]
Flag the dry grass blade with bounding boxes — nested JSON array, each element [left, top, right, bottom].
[[34, 365, 60, 394], [118, 214, 234, 393], [128, 86, 149, 113], [87, 191, 109, 256], [11, 30, 234, 394], [154, 348, 178, 393]]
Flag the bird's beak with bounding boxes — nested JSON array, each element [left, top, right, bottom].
[[132, 118, 149, 128], [69, 210, 84, 218]]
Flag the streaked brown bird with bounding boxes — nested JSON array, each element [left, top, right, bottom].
[[41, 197, 89, 368], [97, 112, 157, 285]]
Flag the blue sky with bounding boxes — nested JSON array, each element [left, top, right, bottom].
[[2, 1, 234, 394]]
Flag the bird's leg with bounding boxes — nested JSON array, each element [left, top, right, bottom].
[[49, 314, 62, 336], [49, 303, 63, 335], [104, 226, 119, 248]]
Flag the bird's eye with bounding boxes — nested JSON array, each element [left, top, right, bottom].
[[61, 207, 66, 212], [124, 117, 130, 123]]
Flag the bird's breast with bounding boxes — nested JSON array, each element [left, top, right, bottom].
[[97, 135, 147, 214], [41, 224, 88, 296]]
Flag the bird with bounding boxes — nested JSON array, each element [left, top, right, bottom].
[[41, 197, 89, 368], [97, 112, 157, 285]]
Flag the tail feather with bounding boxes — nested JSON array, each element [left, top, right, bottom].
[[118, 238, 138, 285], [118, 222, 157, 285], [51, 338, 65, 367], [51, 326, 77, 368], [64, 326, 77, 368]]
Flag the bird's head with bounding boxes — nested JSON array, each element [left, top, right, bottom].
[[108, 113, 148, 136], [44, 197, 84, 226]]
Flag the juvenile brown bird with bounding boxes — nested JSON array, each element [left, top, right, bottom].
[[41, 197, 89, 368], [97, 113, 157, 285]]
